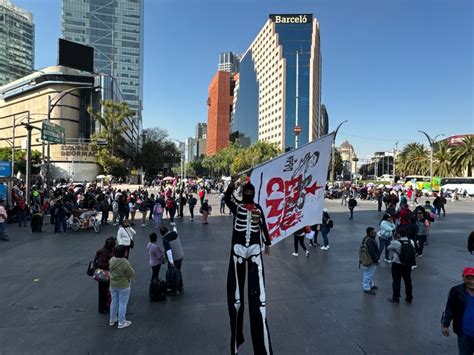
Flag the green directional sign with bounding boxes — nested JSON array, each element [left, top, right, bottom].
[[41, 120, 65, 144]]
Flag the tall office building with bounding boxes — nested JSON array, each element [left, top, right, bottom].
[[206, 71, 236, 156], [61, 0, 144, 140], [0, 0, 34, 86], [195, 122, 207, 139], [218, 52, 239, 74], [231, 14, 322, 151], [321, 104, 329, 136]]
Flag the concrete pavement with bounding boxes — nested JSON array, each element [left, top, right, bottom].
[[0, 195, 473, 354]]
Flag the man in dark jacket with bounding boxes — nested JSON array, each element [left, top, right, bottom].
[[95, 237, 115, 313], [362, 227, 380, 295], [187, 194, 197, 220], [160, 226, 184, 295], [441, 267, 474, 355], [348, 196, 357, 220], [468, 232, 474, 254]]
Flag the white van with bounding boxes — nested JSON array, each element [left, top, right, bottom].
[[377, 174, 394, 181]]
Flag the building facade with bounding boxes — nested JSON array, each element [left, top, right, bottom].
[[339, 140, 358, 179], [320, 104, 329, 136], [218, 52, 240, 74], [61, 0, 143, 143], [231, 14, 322, 151], [0, 65, 130, 181], [206, 71, 236, 155], [0, 0, 34, 86]]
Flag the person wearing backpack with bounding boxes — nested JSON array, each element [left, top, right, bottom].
[[320, 208, 333, 250], [387, 229, 416, 304], [415, 209, 430, 257], [348, 196, 357, 220], [360, 227, 380, 295], [152, 200, 164, 227]]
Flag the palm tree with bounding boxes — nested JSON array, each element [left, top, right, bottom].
[[433, 141, 452, 177], [452, 136, 474, 177], [397, 142, 429, 175]]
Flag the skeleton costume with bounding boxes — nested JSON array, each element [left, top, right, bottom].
[[225, 182, 273, 355]]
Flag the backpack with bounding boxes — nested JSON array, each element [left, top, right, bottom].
[[154, 203, 163, 215], [359, 237, 373, 267], [327, 219, 334, 229], [405, 209, 414, 223], [397, 239, 417, 266], [149, 278, 167, 302]]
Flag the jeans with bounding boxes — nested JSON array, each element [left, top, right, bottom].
[[141, 211, 147, 225], [151, 264, 161, 281], [169, 208, 176, 223], [362, 264, 377, 290], [391, 262, 413, 301], [416, 235, 427, 255], [112, 211, 118, 224], [321, 227, 329, 247], [349, 207, 354, 219], [109, 287, 131, 325], [54, 217, 67, 234], [17, 211, 27, 226], [0, 222, 5, 238], [378, 201, 383, 212], [379, 237, 392, 260], [458, 334, 474, 355], [154, 213, 162, 226], [101, 211, 108, 225], [189, 207, 194, 219]]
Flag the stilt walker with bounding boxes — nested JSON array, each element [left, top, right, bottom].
[[225, 179, 273, 355]]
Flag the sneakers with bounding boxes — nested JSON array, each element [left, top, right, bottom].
[[305, 250, 310, 258], [411, 265, 418, 270], [363, 290, 376, 296], [118, 320, 132, 329], [384, 258, 392, 263], [141, 224, 146, 227], [292, 252, 298, 257], [417, 254, 423, 258], [320, 245, 329, 250], [387, 298, 400, 304], [109, 321, 116, 326]]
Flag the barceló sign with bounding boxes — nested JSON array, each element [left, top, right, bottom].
[[269, 14, 313, 24]]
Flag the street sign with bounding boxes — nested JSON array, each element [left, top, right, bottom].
[[0, 161, 11, 177], [41, 120, 65, 144]]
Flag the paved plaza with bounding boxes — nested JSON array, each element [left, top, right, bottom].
[[0, 193, 473, 354]]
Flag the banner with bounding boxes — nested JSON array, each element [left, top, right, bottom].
[[250, 133, 334, 245]]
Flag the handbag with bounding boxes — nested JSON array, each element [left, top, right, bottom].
[[93, 268, 110, 282], [130, 239, 134, 249], [86, 259, 95, 276]]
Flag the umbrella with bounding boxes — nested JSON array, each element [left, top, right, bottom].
[[366, 182, 375, 187], [96, 175, 105, 179], [196, 178, 203, 183], [162, 176, 175, 181]]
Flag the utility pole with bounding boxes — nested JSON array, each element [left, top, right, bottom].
[[330, 120, 348, 185], [418, 131, 444, 190], [295, 50, 299, 149], [46, 95, 51, 189]]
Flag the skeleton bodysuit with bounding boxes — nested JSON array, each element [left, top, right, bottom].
[[225, 182, 273, 355]]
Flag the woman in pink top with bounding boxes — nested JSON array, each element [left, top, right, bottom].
[[147, 232, 165, 281]]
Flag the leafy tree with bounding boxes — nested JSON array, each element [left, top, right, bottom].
[[327, 148, 343, 180], [230, 141, 280, 176], [0, 148, 41, 175], [451, 136, 474, 177], [396, 142, 429, 175], [87, 100, 133, 174]]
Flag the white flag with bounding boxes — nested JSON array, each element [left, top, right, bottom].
[[250, 133, 334, 245]]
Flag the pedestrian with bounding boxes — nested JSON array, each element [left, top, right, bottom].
[[201, 199, 211, 224], [292, 226, 310, 257], [129, 198, 137, 224], [147, 232, 165, 281], [360, 227, 380, 295], [187, 194, 197, 220], [95, 237, 116, 314], [53, 200, 67, 235], [224, 180, 273, 355], [439, 191, 447, 217], [0, 199, 9, 241], [415, 209, 430, 257], [179, 192, 186, 218], [219, 192, 226, 214], [441, 267, 474, 355], [468, 231, 474, 254], [399, 204, 413, 225], [138, 197, 148, 227], [348, 195, 357, 220], [152, 200, 163, 227], [376, 189, 384, 212], [320, 208, 333, 250], [160, 226, 184, 295], [17, 198, 27, 227], [118, 195, 127, 226], [148, 193, 155, 221], [100, 197, 110, 226], [198, 188, 205, 205], [116, 219, 136, 259], [166, 196, 176, 225], [386, 229, 416, 304], [112, 198, 119, 226], [108, 245, 135, 329], [378, 214, 396, 263]]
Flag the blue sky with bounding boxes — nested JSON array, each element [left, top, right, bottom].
[[14, 0, 473, 159]]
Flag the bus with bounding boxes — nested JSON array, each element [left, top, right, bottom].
[[441, 177, 474, 196], [403, 175, 441, 191]]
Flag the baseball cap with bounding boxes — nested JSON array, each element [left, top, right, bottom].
[[322, 208, 328, 212], [462, 267, 474, 277]]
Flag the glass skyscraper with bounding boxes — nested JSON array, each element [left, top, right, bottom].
[[231, 14, 322, 150], [61, 0, 143, 140], [0, 0, 34, 86]]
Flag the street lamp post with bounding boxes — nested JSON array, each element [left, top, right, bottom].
[[330, 120, 348, 186], [418, 131, 444, 190]]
